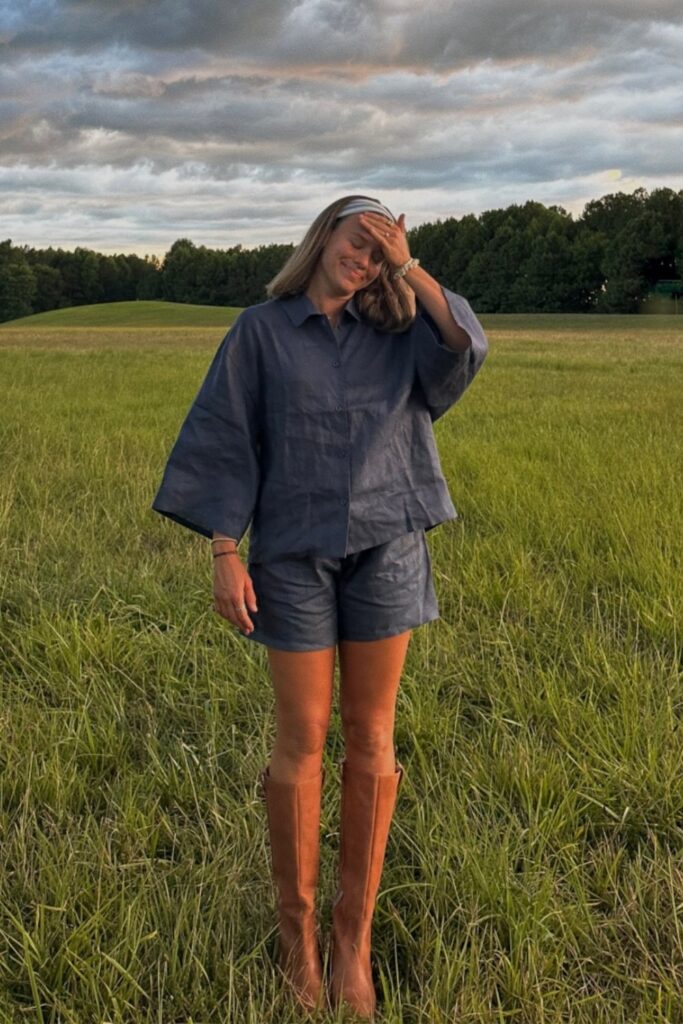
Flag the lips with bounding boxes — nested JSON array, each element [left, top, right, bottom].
[[342, 262, 364, 281]]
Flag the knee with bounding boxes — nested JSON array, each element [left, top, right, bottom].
[[275, 718, 328, 760], [342, 718, 394, 759]]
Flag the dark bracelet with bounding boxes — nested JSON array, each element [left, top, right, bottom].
[[213, 550, 240, 559]]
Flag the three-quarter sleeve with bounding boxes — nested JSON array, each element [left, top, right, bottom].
[[412, 286, 489, 422], [151, 317, 261, 542]]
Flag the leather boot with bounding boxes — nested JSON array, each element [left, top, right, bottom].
[[259, 763, 325, 1012], [329, 757, 404, 1020]]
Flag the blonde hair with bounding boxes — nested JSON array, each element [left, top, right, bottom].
[[265, 194, 416, 334]]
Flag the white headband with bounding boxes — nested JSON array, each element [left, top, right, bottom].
[[337, 198, 396, 223]]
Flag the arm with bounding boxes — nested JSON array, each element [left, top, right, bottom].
[[358, 210, 473, 351], [151, 315, 261, 542], [358, 209, 488, 421], [399, 262, 472, 352]]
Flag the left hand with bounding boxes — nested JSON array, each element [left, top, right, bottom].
[[358, 211, 412, 272]]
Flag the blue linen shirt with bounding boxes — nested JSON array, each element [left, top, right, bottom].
[[151, 286, 488, 563]]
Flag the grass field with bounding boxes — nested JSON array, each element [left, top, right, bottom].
[[3, 300, 245, 329], [1, 301, 682, 1022]]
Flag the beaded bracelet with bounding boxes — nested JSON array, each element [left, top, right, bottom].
[[213, 550, 240, 559], [393, 257, 420, 280]]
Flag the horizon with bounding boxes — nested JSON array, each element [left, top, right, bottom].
[[6, 184, 679, 262]]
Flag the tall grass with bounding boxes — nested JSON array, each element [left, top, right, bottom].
[[0, 309, 681, 1022]]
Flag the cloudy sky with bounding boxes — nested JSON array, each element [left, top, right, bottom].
[[1, 0, 682, 256]]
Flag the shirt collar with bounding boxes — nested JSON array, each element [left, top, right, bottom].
[[280, 292, 361, 327]]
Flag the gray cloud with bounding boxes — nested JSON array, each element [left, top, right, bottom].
[[3, 0, 682, 63], [0, 0, 681, 253]]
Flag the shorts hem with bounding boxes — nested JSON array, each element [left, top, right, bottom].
[[239, 610, 440, 651], [339, 611, 440, 644], [240, 630, 338, 652]]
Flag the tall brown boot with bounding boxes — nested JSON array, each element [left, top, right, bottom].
[[329, 757, 404, 1020], [259, 763, 325, 1012]]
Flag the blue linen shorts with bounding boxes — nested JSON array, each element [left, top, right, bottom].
[[240, 529, 440, 652]]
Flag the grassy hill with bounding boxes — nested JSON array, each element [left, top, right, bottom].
[[0, 300, 243, 328], [2, 299, 681, 333]]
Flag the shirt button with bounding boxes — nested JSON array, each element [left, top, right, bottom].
[[336, 404, 343, 412], [332, 360, 340, 367]]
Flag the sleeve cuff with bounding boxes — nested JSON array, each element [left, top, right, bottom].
[[437, 287, 487, 356]]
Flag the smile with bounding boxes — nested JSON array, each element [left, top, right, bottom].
[[343, 263, 365, 281]]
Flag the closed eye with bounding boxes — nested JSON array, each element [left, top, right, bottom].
[[352, 235, 384, 264]]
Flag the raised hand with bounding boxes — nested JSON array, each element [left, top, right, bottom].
[[358, 211, 411, 272]]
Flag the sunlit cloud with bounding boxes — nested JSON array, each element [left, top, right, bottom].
[[0, 0, 681, 254]]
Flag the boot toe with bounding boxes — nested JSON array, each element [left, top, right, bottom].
[[329, 934, 376, 1018]]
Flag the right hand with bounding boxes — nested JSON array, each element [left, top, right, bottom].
[[213, 552, 258, 634]]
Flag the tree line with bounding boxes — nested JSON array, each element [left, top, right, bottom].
[[1, 187, 681, 323]]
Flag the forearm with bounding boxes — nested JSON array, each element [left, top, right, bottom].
[[402, 263, 472, 353], [357, 208, 473, 352]]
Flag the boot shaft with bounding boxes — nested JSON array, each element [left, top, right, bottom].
[[260, 765, 324, 915], [333, 758, 404, 926]]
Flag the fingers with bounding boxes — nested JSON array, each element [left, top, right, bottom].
[[233, 576, 258, 635], [213, 569, 258, 634], [359, 211, 407, 233], [215, 600, 253, 634], [232, 596, 255, 635], [358, 211, 411, 265], [244, 576, 258, 613], [358, 212, 391, 238]]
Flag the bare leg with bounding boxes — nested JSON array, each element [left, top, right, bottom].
[[330, 630, 412, 1019], [265, 645, 336, 782], [260, 645, 336, 1012], [338, 630, 412, 773]]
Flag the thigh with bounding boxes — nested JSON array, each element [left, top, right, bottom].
[[267, 646, 336, 738], [338, 631, 412, 728], [337, 530, 439, 643], [244, 555, 339, 652]]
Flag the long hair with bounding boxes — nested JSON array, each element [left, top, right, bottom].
[[265, 194, 416, 334]]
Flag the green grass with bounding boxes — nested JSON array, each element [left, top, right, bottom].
[[1, 299, 243, 328], [1, 314, 682, 1022], [2, 299, 681, 332]]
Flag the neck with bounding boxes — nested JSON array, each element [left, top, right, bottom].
[[305, 274, 352, 326]]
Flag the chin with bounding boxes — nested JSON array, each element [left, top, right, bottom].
[[342, 272, 366, 289]]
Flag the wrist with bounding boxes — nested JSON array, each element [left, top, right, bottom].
[[392, 257, 420, 280], [211, 533, 238, 553], [213, 549, 241, 561]]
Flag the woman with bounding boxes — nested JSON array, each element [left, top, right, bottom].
[[152, 194, 488, 1017]]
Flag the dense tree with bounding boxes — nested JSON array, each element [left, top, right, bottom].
[[136, 255, 162, 300], [581, 187, 683, 312], [31, 263, 64, 313], [0, 240, 36, 321], [161, 239, 200, 303], [1, 188, 681, 322]]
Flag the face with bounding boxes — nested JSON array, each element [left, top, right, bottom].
[[318, 213, 388, 295]]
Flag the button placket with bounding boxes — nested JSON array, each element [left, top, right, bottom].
[[333, 331, 351, 525]]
